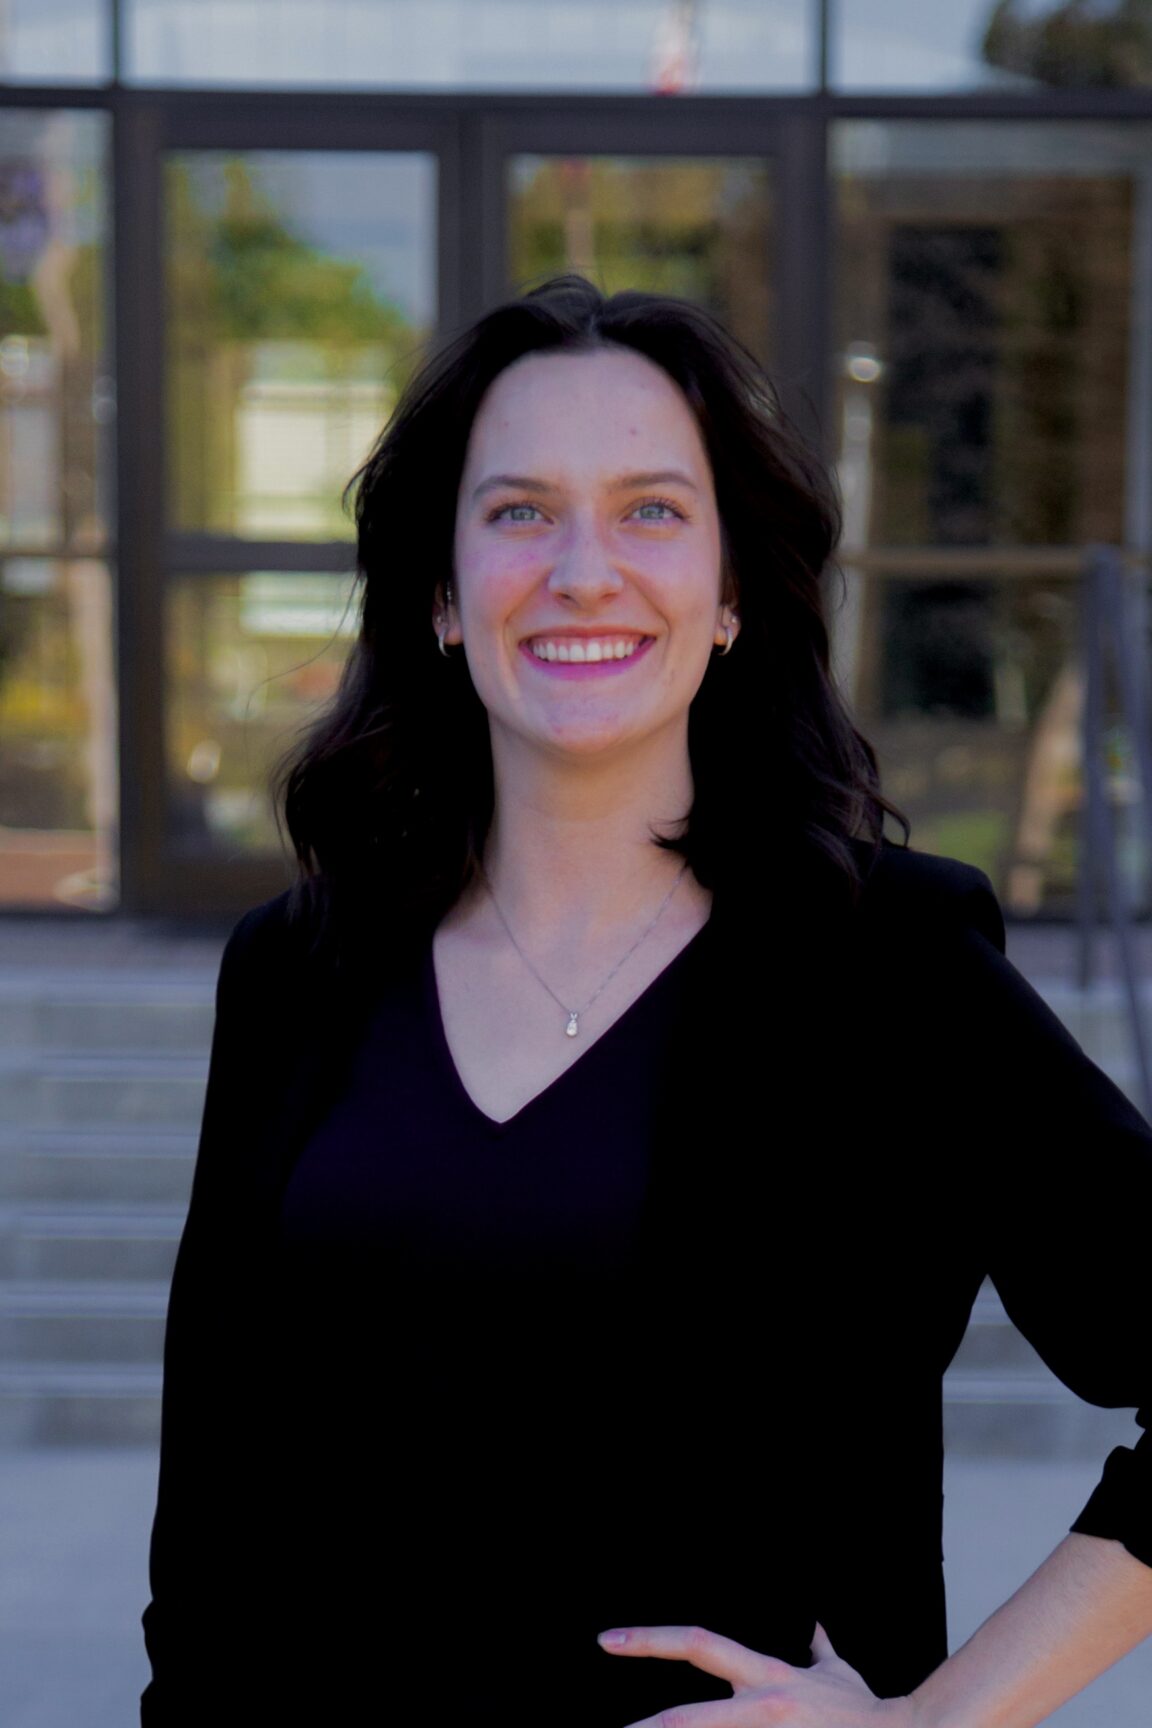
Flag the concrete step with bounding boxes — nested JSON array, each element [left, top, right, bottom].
[[0, 1282, 168, 1365], [0, 1129, 197, 1207], [0, 1054, 208, 1132], [943, 1382, 1140, 1460], [0, 941, 1143, 1450], [0, 1361, 162, 1446], [942, 1282, 1141, 1459], [0, 971, 214, 1056], [0, 1369, 1134, 1455], [0, 1206, 183, 1282], [947, 1282, 1053, 1374], [0, 1277, 1138, 1452], [1030, 979, 1152, 1104]]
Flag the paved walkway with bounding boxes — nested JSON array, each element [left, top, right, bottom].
[[1, 1447, 1149, 1726]]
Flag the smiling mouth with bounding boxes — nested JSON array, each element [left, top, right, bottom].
[[523, 636, 651, 664]]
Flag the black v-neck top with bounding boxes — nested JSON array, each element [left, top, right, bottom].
[[279, 926, 706, 1271], [141, 844, 1152, 1728], [269, 928, 716, 1726]]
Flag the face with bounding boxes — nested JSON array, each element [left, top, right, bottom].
[[444, 345, 738, 771]]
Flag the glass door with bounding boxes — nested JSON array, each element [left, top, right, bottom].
[[119, 104, 454, 914], [118, 98, 814, 916], [163, 148, 435, 859], [491, 107, 797, 380]]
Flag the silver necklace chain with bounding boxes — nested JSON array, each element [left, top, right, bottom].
[[481, 859, 690, 1038]]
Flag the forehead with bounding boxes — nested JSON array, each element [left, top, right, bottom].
[[462, 345, 711, 479]]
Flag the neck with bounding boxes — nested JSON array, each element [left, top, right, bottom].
[[475, 727, 701, 946]]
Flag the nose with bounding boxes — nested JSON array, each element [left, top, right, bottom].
[[547, 519, 625, 607]]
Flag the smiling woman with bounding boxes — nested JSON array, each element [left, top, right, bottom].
[[140, 275, 1152, 1728]]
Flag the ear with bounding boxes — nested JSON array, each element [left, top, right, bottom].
[[713, 600, 741, 648], [432, 582, 463, 647]]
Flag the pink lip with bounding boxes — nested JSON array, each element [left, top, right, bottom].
[[518, 637, 655, 679]]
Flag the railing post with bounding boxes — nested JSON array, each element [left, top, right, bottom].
[[1078, 546, 1152, 1122]]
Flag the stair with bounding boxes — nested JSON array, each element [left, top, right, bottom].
[[0, 965, 213, 1445], [0, 929, 1147, 1455], [942, 1281, 1141, 1460]]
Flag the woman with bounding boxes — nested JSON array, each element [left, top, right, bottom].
[[142, 274, 1152, 1727]]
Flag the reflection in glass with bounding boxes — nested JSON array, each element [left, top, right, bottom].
[[166, 572, 356, 852], [835, 0, 1152, 91], [0, 111, 109, 554], [0, 558, 117, 908], [130, 0, 813, 92], [509, 156, 774, 364], [834, 122, 1148, 552], [0, 0, 107, 84], [166, 152, 436, 537], [833, 122, 1152, 913], [835, 564, 1089, 913]]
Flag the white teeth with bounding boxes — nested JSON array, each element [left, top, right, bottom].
[[529, 637, 643, 662]]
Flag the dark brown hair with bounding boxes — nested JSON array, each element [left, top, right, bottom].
[[272, 273, 907, 966]]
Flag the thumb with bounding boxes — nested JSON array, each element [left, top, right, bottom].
[[810, 1621, 838, 1663]]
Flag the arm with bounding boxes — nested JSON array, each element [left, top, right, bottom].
[[597, 861, 1152, 1728], [907, 1529, 1152, 1728], [141, 900, 292, 1722], [597, 1532, 1152, 1728], [916, 874, 1152, 1723]]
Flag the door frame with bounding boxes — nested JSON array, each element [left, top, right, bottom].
[[112, 91, 829, 916]]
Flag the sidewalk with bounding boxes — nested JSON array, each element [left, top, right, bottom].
[[1, 1447, 1149, 1726]]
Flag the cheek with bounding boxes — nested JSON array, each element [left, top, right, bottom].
[[460, 542, 545, 620]]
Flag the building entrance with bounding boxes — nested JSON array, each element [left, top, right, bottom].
[[33, 95, 801, 917]]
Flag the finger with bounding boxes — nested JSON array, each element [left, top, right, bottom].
[[597, 1624, 794, 1690], [810, 1620, 839, 1662]]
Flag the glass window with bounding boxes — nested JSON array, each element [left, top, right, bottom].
[[165, 151, 436, 539], [0, 0, 108, 84], [129, 0, 814, 91], [0, 110, 114, 912], [0, 112, 109, 555], [509, 156, 774, 364], [834, 0, 1152, 92], [0, 558, 117, 908], [832, 121, 1152, 915], [166, 571, 356, 853]]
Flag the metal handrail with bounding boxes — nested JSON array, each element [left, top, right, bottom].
[[832, 542, 1152, 1119], [1078, 548, 1152, 1122], [837, 545, 1151, 576]]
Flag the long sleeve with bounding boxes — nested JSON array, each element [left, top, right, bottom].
[[141, 901, 294, 1723], [938, 869, 1152, 1571]]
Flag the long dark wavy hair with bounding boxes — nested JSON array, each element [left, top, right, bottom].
[[272, 273, 908, 968]]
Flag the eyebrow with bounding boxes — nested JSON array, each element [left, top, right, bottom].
[[471, 468, 700, 501]]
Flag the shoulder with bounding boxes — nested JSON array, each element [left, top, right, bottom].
[[850, 837, 1007, 955], [223, 886, 298, 958], [213, 886, 327, 1011]]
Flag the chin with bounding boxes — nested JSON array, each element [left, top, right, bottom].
[[538, 719, 667, 763]]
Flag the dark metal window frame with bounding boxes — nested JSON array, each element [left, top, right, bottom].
[[123, 91, 805, 917], [3, 77, 1152, 913]]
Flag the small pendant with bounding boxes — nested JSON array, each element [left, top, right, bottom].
[[565, 1011, 580, 1038]]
